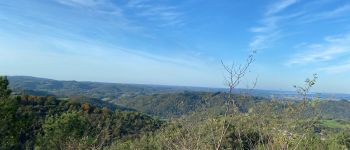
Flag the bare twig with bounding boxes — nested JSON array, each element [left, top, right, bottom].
[[215, 51, 256, 150]]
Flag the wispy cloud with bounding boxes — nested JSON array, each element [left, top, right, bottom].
[[319, 60, 350, 74], [56, 0, 108, 8], [0, 29, 220, 86], [0, 0, 200, 72], [266, 0, 298, 16], [56, 0, 184, 28], [250, 0, 299, 50], [126, 0, 184, 27], [297, 4, 350, 24], [287, 33, 350, 65], [249, 30, 281, 49], [250, 1, 350, 50], [55, 0, 129, 18]]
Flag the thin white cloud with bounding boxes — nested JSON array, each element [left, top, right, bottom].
[[0, 0, 193, 71], [266, 0, 298, 16], [56, 0, 184, 27], [56, 0, 124, 17], [126, 1, 184, 27], [287, 33, 350, 65], [250, 1, 350, 50], [0, 32, 221, 87], [250, 16, 279, 33], [319, 61, 350, 74], [250, 12, 303, 50], [326, 4, 350, 17], [297, 4, 350, 24], [56, 0, 106, 7], [249, 31, 281, 49], [250, 0, 299, 50], [249, 0, 300, 50]]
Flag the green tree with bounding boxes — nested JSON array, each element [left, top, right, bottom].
[[0, 76, 11, 99], [36, 111, 91, 149], [0, 76, 21, 149]]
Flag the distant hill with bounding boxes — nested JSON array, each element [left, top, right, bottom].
[[7, 76, 350, 120], [8, 76, 218, 99], [241, 89, 350, 101], [115, 91, 266, 118], [115, 91, 350, 120], [9, 76, 350, 101]]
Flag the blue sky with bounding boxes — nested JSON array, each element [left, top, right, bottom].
[[1, 0, 350, 93]]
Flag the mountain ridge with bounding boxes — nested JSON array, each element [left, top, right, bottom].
[[7, 76, 350, 101]]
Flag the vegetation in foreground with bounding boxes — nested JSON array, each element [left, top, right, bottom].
[[0, 76, 163, 149], [1, 73, 349, 150]]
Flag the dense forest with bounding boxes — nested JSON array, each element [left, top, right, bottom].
[[1, 76, 350, 149], [0, 76, 163, 149], [115, 92, 350, 120], [8, 76, 215, 99], [9, 76, 350, 101], [8, 76, 350, 119]]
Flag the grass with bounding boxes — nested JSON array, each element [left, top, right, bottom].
[[320, 119, 350, 129]]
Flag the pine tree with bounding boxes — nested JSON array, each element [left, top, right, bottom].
[[0, 76, 20, 149], [0, 76, 11, 99]]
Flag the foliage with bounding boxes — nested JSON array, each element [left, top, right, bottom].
[[0, 76, 163, 150], [0, 76, 11, 98], [8, 76, 209, 99], [2, 75, 350, 149], [36, 111, 90, 149], [116, 91, 264, 118]]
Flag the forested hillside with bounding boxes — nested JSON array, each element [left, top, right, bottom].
[[8, 76, 214, 99], [8, 76, 350, 120], [115, 92, 350, 120], [9, 76, 350, 100], [115, 92, 264, 118], [2, 76, 350, 149], [0, 76, 163, 149]]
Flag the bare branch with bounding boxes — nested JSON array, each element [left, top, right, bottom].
[[216, 51, 256, 150]]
